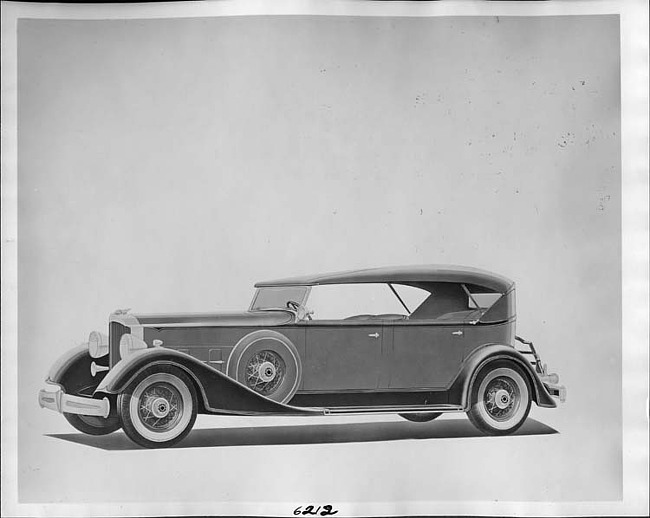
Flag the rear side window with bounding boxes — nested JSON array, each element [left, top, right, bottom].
[[479, 289, 515, 323], [408, 283, 470, 321], [401, 282, 512, 323], [468, 292, 502, 309]]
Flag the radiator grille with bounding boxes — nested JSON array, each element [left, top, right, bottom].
[[109, 321, 130, 367]]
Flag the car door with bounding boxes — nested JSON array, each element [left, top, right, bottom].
[[388, 321, 467, 389], [302, 321, 384, 390]]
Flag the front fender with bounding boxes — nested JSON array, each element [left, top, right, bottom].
[[46, 344, 88, 385], [95, 348, 319, 416], [45, 343, 111, 396], [448, 344, 557, 409]]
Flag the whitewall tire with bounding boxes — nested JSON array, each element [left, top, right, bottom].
[[119, 366, 197, 448], [227, 330, 302, 404], [467, 362, 531, 435]]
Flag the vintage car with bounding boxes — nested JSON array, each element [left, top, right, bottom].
[[39, 265, 566, 448]]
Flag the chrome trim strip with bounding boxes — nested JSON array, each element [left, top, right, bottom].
[[323, 405, 464, 415], [38, 389, 110, 418], [296, 387, 450, 394], [379, 318, 515, 326], [139, 322, 266, 328]]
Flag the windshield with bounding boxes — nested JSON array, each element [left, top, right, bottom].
[[250, 286, 310, 311]]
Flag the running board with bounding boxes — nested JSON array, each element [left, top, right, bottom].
[[322, 404, 464, 416]]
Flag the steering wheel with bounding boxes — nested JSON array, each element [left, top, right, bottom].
[[286, 300, 312, 320]]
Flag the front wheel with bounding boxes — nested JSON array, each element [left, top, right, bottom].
[[467, 362, 531, 435], [119, 366, 197, 448]]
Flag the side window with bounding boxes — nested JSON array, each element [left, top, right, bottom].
[[409, 283, 470, 321], [307, 284, 407, 321], [391, 284, 430, 313], [467, 292, 502, 309], [481, 289, 514, 323]]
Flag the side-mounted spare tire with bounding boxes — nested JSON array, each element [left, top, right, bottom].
[[227, 330, 302, 404]]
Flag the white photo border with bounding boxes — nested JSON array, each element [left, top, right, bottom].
[[1, 1, 647, 516]]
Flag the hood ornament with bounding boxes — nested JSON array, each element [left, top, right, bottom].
[[113, 308, 131, 315]]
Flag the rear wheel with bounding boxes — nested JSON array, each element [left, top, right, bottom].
[[64, 413, 121, 435], [119, 366, 197, 448], [398, 413, 441, 423], [467, 362, 531, 435]]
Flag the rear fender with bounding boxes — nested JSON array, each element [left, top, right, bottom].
[[448, 344, 556, 409], [94, 348, 318, 416]]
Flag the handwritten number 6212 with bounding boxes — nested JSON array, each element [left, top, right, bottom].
[[293, 505, 338, 516]]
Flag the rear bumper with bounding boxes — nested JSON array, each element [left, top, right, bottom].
[[544, 383, 567, 403], [38, 389, 110, 418]]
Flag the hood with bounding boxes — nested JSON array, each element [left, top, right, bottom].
[[131, 310, 294, 328]]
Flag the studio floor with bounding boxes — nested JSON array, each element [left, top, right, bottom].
[[18, 405, 619, 506]]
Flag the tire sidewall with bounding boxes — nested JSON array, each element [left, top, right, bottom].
[[119, 365, 197, 448], [227, 330, 302, 404], [469, 361, 531, 435]]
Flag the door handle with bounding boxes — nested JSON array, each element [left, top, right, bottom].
[[368, 332, 380, 338], [452, 330, 463, 336]]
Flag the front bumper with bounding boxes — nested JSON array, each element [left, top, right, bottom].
[[38, 389, 110, 418], [543, 383, 567, 403]]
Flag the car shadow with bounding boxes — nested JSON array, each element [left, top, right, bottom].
[[46, 417, 558, 451]]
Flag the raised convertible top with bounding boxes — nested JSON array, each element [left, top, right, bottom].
[[255, 265, 514, 293]]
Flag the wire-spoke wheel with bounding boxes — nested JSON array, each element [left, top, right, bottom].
[[398, 412, 442, 423], [467, 362, 531, 435], [227, 330, 301, 404], [245, 350, 286, 396], [119, 366, 197, 448]]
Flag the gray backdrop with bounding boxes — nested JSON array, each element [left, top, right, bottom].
[[18, 15, 621, 503]]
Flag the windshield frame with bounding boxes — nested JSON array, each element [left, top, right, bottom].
[[249, 285, 311, 312]]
